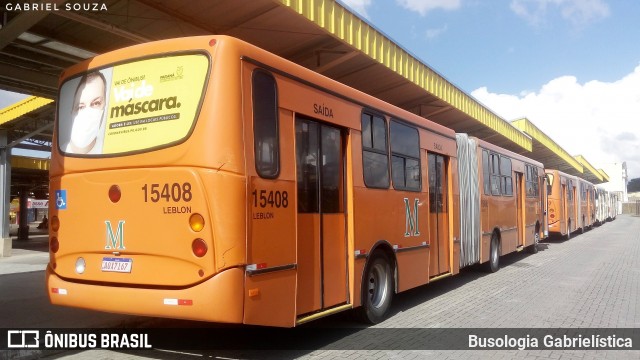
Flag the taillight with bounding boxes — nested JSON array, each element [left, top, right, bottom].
[[51, 216, 60, 232], [50, 237, 59, 253], [189, 213, 205, 232], [192, 239, 207, 257], [109, 185, 121, 203]]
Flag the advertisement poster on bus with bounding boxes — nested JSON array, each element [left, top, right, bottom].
[[57, 54, 208, 155]]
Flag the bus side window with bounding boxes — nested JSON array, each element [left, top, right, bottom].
[[525, 164, 538, 197], [361, 112, 389, 188], [500, 156, 513, 196], [390, 120, 420, 191], [567, 181, 573, 201], [490, 153, 501, 196], [252, 70, 280, 179], [482, 150, 490, 195]]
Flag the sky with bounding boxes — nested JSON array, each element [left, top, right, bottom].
[[339, 0, 640, 181], [1, 0, 639, 181]]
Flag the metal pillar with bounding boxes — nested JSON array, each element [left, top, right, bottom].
[[0, 131, 11, 256], [18, 186, 29, 241]]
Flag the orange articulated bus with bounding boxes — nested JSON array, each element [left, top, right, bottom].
[[608, 191, 619, 221], [576, 178, 595, 233], [595, 186, 609, 225], [545, 169, 579, 239], [456, 135, 545, 272], [48, 35, 542, 327]]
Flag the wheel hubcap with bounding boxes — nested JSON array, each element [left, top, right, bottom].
[[368, 263, 389, 309], [491, 240, 498, 262]]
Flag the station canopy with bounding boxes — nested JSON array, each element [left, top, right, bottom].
[[0, 0, 607, 184]]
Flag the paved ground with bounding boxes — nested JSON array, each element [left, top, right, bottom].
[[1, 215, 639, 359]]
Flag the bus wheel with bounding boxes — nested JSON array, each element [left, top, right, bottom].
[[565, 222, 571, 240], [359, 252, 394, 324], [486, 234, 500, 273], [528, 232, 539, 254]]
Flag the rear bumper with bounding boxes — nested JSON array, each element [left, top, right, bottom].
[[548, 220, 561, 233], [46, 266, 245, 323]]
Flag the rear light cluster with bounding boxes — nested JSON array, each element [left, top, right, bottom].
[[50, 216, 60, 232], [190, 213, 207, 258], [49, 213, 60, 270], [189, 213, 205, 232], [50, 215, 60, 254], [109, 185, 121, 203], [50, 236, 59, 253], [190, 213, 207, 279], [192, 239, 207, 257]]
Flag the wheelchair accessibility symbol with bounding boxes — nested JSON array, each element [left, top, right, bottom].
[[55, 190, 67, 210]]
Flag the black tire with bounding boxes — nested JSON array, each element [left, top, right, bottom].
[[527, 232, 539, 254], [566, 221, 571, 240], [486, 234, 500, 273], [358, 252, 394, 324]]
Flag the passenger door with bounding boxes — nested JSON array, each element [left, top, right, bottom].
[[428, 153, 449, 276], [295, 116, 347, 315], [516, 172, 525, 248]]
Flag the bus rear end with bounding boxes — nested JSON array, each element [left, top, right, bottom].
[[47, 37, 247, 323]]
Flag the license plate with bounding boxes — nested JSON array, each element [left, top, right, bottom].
[[101, 257, 132, 273]]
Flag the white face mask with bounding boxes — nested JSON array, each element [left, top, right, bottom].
[[70, 108, 103, 149]]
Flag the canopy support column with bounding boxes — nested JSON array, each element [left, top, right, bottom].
[[0, 131, 12, 257]]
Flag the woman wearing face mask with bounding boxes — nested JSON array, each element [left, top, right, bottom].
[[67, 71, 107, 154]]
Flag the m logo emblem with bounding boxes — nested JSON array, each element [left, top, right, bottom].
[[105, 220, 126, 250], [404, 198, 420, 237]]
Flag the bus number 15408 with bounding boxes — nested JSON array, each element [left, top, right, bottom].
[[252, 189, 289, 208], [142, 183, 193, 203]]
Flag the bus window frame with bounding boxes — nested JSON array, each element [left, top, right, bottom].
[[361, 109, 390, 189], [482, 150, 491, 195], [567, 180, 574, 201], [499, 156, 513, 197], [252, 68, 281, 179], [390, 118, 421, 192], [489, 153, 501, 196], [525, 164, 539, 198]]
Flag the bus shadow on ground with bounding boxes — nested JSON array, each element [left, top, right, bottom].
[[388, 249, 538, 316]]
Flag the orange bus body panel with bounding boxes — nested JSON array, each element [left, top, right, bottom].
[[47, 266, 245, 323], [295, 213, 322, 315]]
